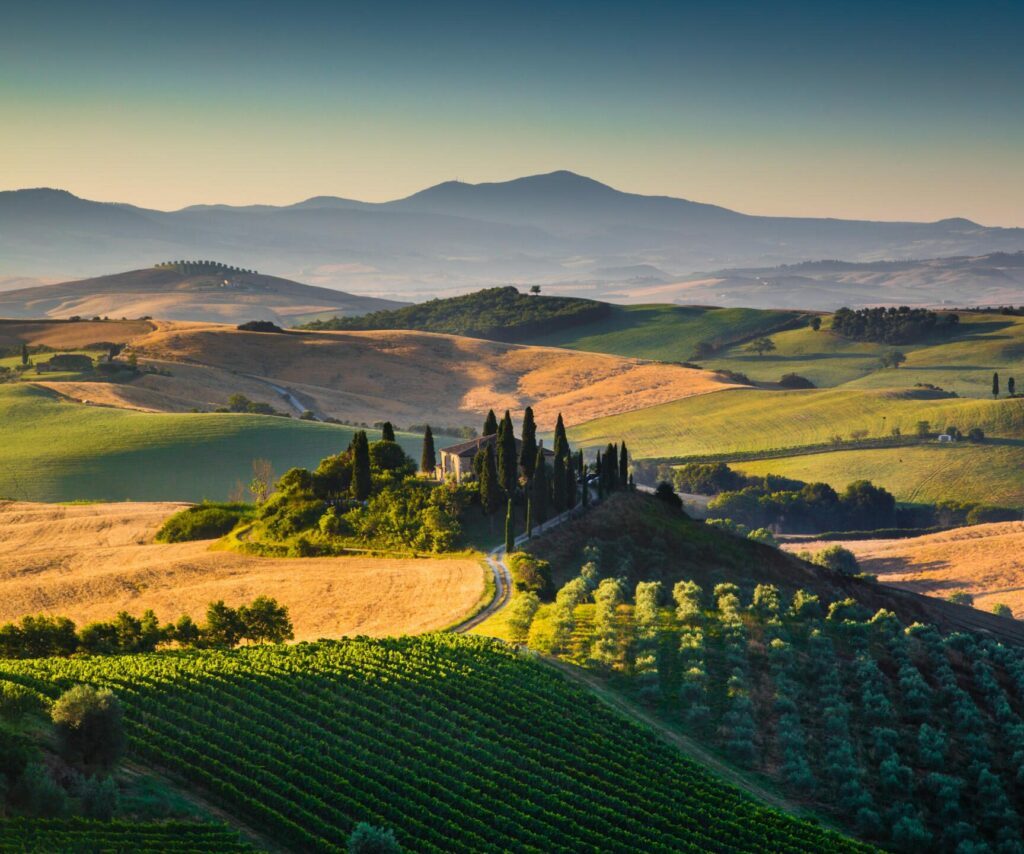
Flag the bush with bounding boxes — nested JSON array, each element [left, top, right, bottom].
[[237, 320, 284, 333], [778, 373, 815, 389], [369, 440, 414, 474], [671, 462, 745, 495], [965, 505, 1019, 525], [807, 545, 859, 576], [967, 427, 986, 442], [0, 681, 48, 720], [11, 763, 68, 817], [348, 822, 401, 854], [653, 481, 682, 509], [747, 528, 777, 547], [51, 686, 125, 772], [992, 603, 1014, 619], [507, 553, 553, 597], [947, 592, 974, 606], [79, 774, 120, 820], [155, 504, 245, 542]]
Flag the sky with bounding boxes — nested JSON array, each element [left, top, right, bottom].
[[2, 0, 1022, 225]]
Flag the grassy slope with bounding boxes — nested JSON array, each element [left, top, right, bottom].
[[704, 313, 1024, 394], [735, 442, 1024, 505], [520, 304, 801, 362], [569, 386, 1024, 459], [0, 635, 861, 853], [0, 385, 445, 503]]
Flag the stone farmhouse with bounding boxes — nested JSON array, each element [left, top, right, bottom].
[[437, 434, 555, 482]]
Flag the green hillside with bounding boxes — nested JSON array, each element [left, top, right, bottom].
[[519, 304, 804, 362], [300, 286, 610, 341], [735, 442, 1024, 506], [0, 385, 446, 503], [705, 312, 1024, 394], [568, 386, 1024, 459], [0, 635, 861, 853]]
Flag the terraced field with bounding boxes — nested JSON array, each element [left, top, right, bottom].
[[0, 384, 443, 503], [519, 304, 802, 363], [568, 386, 1024, 459], [735, 442, 1024, 506], [0, 635, 861, 853]]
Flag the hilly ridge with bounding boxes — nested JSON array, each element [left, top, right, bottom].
[[4, 172, 1022, 302]]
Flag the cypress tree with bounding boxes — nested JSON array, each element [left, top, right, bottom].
[[1010, 377, 1017, 397], [619, 442, 629, 489], [420, 426, 436, 473], [519, 406, 537, 480], [603, 443, 618, 493], [532, 449, 549, 524], [580, 451, 589, 506], [381, 421, 396, 442], [20, 343, 28, 366], [595, 450, 604, 500], [504, 499, 515, 553], [525, 496, 533, 538], [551, 445, 566, 513], [553, 413, 568, 452], [993, 372, 1000, 399], [483, 409, 498, 437], [479, 444, 500, 516], [350, 431, 372, 501], [565, 458, 577, 508], [497, 411, 517, 496]]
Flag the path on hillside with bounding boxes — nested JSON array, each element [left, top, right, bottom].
[[540, 657, 838, 828], [451, 546, 512, 633]]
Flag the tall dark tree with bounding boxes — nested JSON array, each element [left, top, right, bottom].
[[479, 444, 500, 516], [993, 372, 1000, 399], [20, 343, 28, 366], [565, 458, 577, 508], [551, 446, 566, 513], [553, 413, 568, 457], [350, 431, 372, 500], [420, 426, 436, 474], [504, 499, 515, 553], [380, 421, 396, 442], [595, 449, 604, 500], [579, 450, 589, 506], [602, 443, 618, 493], [1010, 377, 1017, 397], [619, 442, 629, 489], [483, 409, 498, 437], [497, 411, 517, 496], [525, 496, 533, 538], [519, 407, 537, 480], [531, 449, 549, 524]]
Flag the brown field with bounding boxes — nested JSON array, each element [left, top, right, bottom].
[[784, 523, 1024, 618], [0, 501, 486, 640], [43, 321, 735, 429], [0, 319, 154, 349]]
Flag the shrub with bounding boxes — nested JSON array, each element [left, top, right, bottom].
[[778, 373, 815, 389], [11, 763, 68, 817], [155, 505, 243, 542], [808, 545, 859, 576], [348, 822, 401, 854], [237, 320, 284, 333], [967, 427, 986, 442], [369, 440, 414, 474], [653, 482, 682, 509], [946, 592, 974, 606], [79, 774, 120, 820], [992, 603, 1014, 619], [507, 553, 553, 597], [51, 686, 125, 772], [965, 505, 1019, 525], [747, 528, 777, 547], [0, 681, 48, 720]]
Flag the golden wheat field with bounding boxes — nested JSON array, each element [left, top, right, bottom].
[[50, 321, 736, 430], [0, 501, 486, 640], [784, 522, 1024, 617]]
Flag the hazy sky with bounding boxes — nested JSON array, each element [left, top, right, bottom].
[[3, 0, 1022, 224]]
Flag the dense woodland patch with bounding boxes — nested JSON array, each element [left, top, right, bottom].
[[830, 306, 959, 344], [300, 286, 611, 340]]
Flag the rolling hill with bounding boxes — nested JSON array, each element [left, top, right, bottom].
[[3, 174, 1022, 302], [66, 321, 739, 430], [0, 263, 405, 325], [0, 384, 445, 503]]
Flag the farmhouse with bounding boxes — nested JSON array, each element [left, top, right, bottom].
[[437, 434, 555, 481]]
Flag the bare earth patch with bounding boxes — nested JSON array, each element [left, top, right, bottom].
[[784, 522, 1024, 617], [0, 501, 485, 640]]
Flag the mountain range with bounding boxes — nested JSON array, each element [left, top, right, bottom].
[[3, 171, 1024, 305]]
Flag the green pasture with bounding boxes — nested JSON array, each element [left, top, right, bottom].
[[0, 385, 447, 503], [734, 442, 1024, 507], [568, 386, 1024, 459]]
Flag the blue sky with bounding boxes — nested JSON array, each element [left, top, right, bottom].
[[2, 0, 1021, 223]]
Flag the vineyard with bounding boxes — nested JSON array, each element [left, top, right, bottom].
[[0, 818, 252, 852], [515, 567, 1024, 851], [0, 635, 862, 853]]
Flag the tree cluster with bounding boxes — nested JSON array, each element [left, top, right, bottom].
[[0, 597, 293, 659], [830, 306, 958, 344]]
